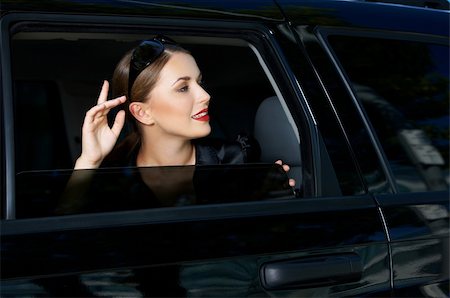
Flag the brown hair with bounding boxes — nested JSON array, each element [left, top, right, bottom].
[[112, 44, 190, 109], [105, 42, 190, 165]]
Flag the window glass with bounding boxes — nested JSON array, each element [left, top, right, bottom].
[[16, 164, 292, 218], [329, 36, 449, 192], [11, 29, 303, 218]]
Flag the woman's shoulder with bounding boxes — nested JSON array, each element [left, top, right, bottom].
[[194, 134, 260, 165]]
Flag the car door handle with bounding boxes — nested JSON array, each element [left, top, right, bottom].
[[260, 253, 363, 290]]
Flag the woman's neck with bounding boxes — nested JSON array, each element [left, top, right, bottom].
[[136, 136, 195, 167]]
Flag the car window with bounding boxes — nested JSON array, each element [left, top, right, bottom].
[[9, 26, 307, 218], [328, 35, 449, 193], [16, 164, 294, 217]]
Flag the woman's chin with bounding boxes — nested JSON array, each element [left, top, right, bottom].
[[193, 125, 211, 139]]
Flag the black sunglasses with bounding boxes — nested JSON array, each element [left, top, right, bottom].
[[128, 35, 177, 98]]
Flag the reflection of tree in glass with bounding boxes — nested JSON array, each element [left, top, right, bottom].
[[330, 37, 448, 108], [329, 36, 449, 166]]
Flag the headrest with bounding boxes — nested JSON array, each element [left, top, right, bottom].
[[254, 96, 301, 165]]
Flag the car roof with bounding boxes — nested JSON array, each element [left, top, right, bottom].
[[278, 0, 449, 36], [1, 0, 448, 37], [0, 0, 285, 21]]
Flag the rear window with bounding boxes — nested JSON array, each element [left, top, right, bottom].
[[329, 35, 449, 193]]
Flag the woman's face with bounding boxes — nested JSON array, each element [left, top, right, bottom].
[[145, 52, 211, 140]]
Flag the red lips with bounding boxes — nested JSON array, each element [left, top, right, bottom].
[[192, 108, 209, 122]]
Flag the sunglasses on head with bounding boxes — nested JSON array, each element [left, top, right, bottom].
[[128, 35, 177, 98]]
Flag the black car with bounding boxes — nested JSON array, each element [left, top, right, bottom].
[[1, 0, 449, 297]]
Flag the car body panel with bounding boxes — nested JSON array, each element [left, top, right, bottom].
[[0, 0, 284, 22], [278, 0, 449, 36], [2, 196, 384, 278], [376, 192, 449, 295], [1, 196, 392, 296]]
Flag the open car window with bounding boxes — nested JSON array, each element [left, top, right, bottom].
[[10, 25, 308, 218]]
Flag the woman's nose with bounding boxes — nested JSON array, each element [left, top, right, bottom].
[[197, 84, 210, 104]]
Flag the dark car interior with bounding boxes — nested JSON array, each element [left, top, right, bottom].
[[11, 31, 301, 173]]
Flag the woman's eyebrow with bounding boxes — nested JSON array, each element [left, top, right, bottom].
[[171, 73, 202, 86], [172, 76, 191, 86]]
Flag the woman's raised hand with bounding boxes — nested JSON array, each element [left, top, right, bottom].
[[75, 81, 126, 169]]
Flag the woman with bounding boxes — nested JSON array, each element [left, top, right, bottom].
[[64, 36, 294, 211], [76, 36, 213, 169]]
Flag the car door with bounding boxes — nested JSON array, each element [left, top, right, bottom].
[[1, 2, 391, 297], [277, 1, 450, 296], [322, 29, 450, 298]]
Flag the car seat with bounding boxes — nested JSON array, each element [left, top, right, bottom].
[[254, 96, 302, 185]]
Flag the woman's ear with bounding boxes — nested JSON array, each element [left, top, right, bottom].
[[129, 102, 155, 125]]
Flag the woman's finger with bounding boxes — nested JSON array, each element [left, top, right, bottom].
[[111, 110, 126, 137], [102, 96, 126, 110], [84, 104, 106, 124], [95, 96, 126, 116], [275, 160, 290, 172], [97, 80, 109, 105], [289, 179, 296, 187], [85, 96, 126, 122]]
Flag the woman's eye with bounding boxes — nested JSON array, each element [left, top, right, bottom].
[[178, 86, 189, 92]]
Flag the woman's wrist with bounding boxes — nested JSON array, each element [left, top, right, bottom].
[[74, 155, 102, 169]]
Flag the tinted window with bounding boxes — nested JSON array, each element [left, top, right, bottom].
[[16, 164, 292, 218], [329, 36, 449, 192]]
